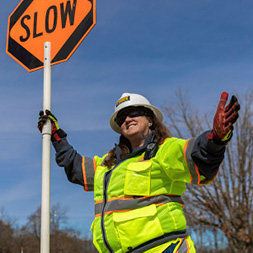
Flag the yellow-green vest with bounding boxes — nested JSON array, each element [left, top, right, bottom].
[[83, 137, 212, 252]]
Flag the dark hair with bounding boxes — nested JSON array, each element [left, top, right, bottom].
[[104, 115, 170, 168]]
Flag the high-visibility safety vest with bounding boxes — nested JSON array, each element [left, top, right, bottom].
[[82, 137, 215, 253]]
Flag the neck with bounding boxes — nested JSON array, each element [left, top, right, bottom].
[[129, 130, 152, 150], [130, 138, 146, 150]]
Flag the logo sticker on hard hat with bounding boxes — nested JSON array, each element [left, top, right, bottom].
[[116, 96, 130, 107]]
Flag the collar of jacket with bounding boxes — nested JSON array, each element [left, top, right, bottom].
[[114, 130, 156, 164]]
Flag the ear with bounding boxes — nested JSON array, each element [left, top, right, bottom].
[[148, 118, 153, 127]]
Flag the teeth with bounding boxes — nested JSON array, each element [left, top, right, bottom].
[[128, 124, 136, 129]]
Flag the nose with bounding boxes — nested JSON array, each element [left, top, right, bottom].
[[124, 116, 133, 124]]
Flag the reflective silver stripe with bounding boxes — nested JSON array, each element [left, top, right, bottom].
[[82, 156, 95, 191], [185, 138, 199, 184], [95, 195, 183, 216], [177, 239, 188, 253]]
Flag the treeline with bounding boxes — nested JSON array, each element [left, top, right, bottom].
[[0, 205, 97, 253]]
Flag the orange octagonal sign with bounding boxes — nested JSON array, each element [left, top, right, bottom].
[[6, 0, 96, 72]]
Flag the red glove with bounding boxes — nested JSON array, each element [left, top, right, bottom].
[[38, 110, 59, 134], [38, 110, 67, 142], [207, 92, 240, 144]]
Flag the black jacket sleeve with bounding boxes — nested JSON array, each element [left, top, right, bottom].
[[191, 130, 226, 180], [52, 137, 85, 186]]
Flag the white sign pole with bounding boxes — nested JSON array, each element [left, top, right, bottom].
[[40, 42, 52, 253]]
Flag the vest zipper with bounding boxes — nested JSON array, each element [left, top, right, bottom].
[[101, 170, 113, 253]]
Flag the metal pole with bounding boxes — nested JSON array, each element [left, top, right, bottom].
[[40, 42, 52, 253]]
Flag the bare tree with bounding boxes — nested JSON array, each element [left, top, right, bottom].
[[0, 219, 16, 253], [18, 204, 97, 252], [50, 203, 68, 232], [162, 89, 253, 253], [19, 206, 41, 252], [24, 206, 41, 239], [0, 207, 18, 252]]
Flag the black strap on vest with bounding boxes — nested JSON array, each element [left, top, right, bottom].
[[144, 142, 159, 160], [143, 130, 159, 160]]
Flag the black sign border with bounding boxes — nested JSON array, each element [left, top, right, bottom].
[[7, 0, 95, 71]]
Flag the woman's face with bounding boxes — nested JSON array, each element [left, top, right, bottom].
[[120, 113, 152, 149]]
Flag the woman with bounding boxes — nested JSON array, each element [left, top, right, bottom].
[[38, 92, 239, 253]]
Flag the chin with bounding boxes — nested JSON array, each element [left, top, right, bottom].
[[123, 129, 138, 137]]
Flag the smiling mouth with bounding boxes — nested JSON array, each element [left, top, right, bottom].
[[127, 124, 137, 130]]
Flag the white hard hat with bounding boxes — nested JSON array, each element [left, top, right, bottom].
[[110, 93, 163, 133]]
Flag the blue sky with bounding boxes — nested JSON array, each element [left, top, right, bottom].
[[1, 0, 252, 236]]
